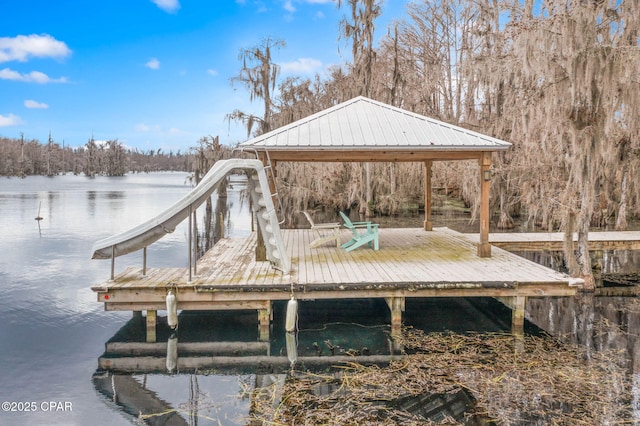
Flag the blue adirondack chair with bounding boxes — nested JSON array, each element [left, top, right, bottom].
[[339, 211, 379, 252]]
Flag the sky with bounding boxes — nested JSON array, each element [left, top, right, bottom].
[[0, 0, 412, 153]]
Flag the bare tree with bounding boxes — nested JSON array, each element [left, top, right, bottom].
[[227, 37, 285, 138], [336, 0, 382, 216], [490, 0, 640, 289]]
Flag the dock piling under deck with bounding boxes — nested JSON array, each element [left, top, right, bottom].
[[92, 228, 581, 342]]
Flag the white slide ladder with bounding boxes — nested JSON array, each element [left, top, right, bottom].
[[91, 158, 290, 274]]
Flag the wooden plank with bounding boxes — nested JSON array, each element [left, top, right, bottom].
[[322, 230, 356, 287], [290, 228, 307, 285], [102, 277, 578, 312], [213, 238, 256, 283], [105, 300, 273, 311]]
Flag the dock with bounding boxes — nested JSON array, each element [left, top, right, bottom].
[[92, 227, 581, 342], [468, 231, 640, 252]]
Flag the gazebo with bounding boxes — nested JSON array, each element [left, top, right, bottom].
[[92, 97, 582, 343], [241, 96, 512, 257]]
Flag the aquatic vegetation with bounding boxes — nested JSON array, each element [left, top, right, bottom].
[[248, 328, 630, 425]]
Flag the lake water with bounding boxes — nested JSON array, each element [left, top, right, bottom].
[[1, 172, 639, 425]]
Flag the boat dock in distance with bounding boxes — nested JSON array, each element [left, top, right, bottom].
[[92, 227, 582, 342], [468, 231, 640, 252]]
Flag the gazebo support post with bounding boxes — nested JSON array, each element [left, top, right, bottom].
[[424, 160, 433, 231], [478, 152, 492, 257]]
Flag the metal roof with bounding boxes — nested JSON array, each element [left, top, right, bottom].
[[240, 96, 511, 152]]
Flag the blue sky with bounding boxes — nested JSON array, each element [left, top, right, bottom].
[[0, 0, 411, 153]]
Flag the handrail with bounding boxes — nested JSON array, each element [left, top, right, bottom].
[[233, 147, 285, 225]]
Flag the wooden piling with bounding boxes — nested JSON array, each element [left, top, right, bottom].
[[386, 297, 405, 336], [258, 303, 272, 342], [146, 310, 157, 343], [511, 296, 526, 335]]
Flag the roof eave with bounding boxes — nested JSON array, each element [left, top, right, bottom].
[[244, 144, 512, 152]]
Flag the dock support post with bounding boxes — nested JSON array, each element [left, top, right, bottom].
[[478, 152, 492, 257], [511, 296, 526, 335], [258, 303, 272, 342], [146, 310, 157, 343], [424, 160, 433, 231], [385, 297, 405, 336]]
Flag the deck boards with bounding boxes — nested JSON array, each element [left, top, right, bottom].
[[467, 230, 640, 251], [93, 228, 581, 310]]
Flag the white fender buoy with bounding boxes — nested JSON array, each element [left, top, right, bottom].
[[166, 291, 178, 330], [166, 334, 178, 373], [285, 331, 297, 365], [285, 296, 298, 333]]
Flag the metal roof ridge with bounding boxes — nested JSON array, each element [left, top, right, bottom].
[[240, 96, 512, 149]]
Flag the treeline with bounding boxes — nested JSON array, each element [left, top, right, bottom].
[[227, 0, 640, 287], [0, 135, 191, 177]]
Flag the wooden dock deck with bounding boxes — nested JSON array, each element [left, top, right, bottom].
[[92, 227, 581, 341], [467, 231, 640, 252]]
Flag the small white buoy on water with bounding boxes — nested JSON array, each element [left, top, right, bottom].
[[285, 296, 298, 333], [166, 291, 178, 330], [166, 334, 178, 373]]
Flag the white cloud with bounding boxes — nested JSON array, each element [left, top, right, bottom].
[[0, 113, 23, 127], [135, 123, 152, 132], [284, 0, 296, 12], [314, 11, 326, 19], [151, 0, 180, 13], [304, 0, 333, 3], [0, 68, 67, 83], [24, 99, 48, 109], [0, 34, 71, 64], [145, 58, 160, 70], [207, 69, 218, 76], [280, 57, 323, 75]]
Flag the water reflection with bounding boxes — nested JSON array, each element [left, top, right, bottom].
[[5, 172, 640, 424], [90, 279, 640, 424], [91, 297, 520, 424], [528, 295, 640, 369]]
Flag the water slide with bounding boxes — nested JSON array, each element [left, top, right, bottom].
[[90, 158, 290, 273]]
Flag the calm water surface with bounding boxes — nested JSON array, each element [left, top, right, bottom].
[[1, 173, 639, 425], [0, 172, 251, 425]]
